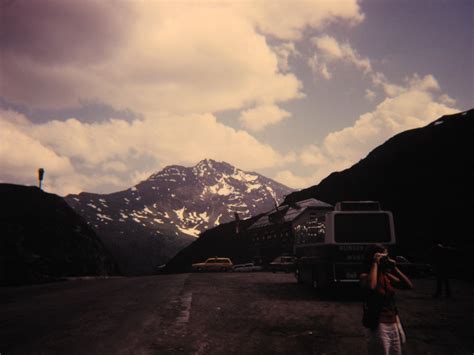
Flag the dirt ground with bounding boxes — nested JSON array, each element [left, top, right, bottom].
[[0, 272, 472, 354]]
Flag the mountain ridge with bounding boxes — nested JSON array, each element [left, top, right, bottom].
[[65, 159, 294, 274], [283, 109, 474, 258]]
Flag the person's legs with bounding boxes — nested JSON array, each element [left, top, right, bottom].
[[379, 323, 402, 355], [366, 323, 403, 355], [366, 326, 386, 355], [387, 323, 402, 355]]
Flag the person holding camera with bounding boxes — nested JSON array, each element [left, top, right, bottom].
[[360, 244, 413, 355]]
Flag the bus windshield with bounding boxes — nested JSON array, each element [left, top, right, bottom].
[[334, 213, 391, 243]]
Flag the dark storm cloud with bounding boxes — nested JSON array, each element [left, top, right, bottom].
[[0, 0, 134, 65]]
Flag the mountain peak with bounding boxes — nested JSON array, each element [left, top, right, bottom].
[[66, 160, 293, 274], [196, 158, 217, 166], [147, 159, 233, 182], [193, 159, 236, 177]]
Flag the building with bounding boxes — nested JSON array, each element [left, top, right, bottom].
[[246, 198, 333, 264]]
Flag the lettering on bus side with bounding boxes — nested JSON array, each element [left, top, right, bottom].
[[347, 255, 364, 261], [338, 245, 365, 252]]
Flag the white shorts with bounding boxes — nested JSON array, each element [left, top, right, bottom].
[[365, 322, 402, 355]]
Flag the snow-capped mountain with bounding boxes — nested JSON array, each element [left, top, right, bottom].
[[65, 159, 293, 274]]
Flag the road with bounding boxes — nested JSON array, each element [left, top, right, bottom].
[[1, 273, 473, 354]]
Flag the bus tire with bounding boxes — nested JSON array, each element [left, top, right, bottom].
[[312, 266, 327, 291]]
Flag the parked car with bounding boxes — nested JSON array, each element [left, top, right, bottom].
[[192, 257, 233, 272], [232, 263, 263, 272], [269, 256, 295, 273], [395, 255, 433, 278]]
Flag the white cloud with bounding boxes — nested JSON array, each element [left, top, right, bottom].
[[102, 161, 128, 173], [273, 170, 315, 189], [322, 75, 457, 164], [243, 0, 363, 40], [439, 94, 456, 106], [238, 104, 292, 131], [0, 109, 296, 194], [0, 110, 74, 180], [310, 35, 373, 78], [275, 75, 459, 188], [308, 54, 332, 80], [300, 145, 327, 166]]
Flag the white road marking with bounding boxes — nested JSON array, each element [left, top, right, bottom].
[[176, 291, 193, 325]]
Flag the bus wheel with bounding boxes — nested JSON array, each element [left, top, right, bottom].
[[312, 267, 326, 291]]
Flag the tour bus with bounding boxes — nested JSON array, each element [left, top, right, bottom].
[[294, 201, 396, 290]]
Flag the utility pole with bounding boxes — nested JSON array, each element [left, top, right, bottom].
[[38, 168, 44, 190]]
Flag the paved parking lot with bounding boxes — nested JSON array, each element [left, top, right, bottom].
[[1, 272, 472, 354]]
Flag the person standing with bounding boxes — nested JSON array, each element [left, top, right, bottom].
[[360, 244, 413, 355], [430, 243, 454, 298]]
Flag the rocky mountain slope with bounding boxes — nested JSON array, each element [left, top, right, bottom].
[[65, 159, 293, 274], [0, 184, 119, 285], [283, 109, 474, 260]]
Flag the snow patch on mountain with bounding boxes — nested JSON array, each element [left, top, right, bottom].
[[176, 225, 200, 237], [175, 207, 186, 221]]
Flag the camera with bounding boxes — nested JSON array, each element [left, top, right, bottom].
[[380, 255, 396, 270]]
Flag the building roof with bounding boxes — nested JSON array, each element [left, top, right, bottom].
[[248, 198, 332, 230]]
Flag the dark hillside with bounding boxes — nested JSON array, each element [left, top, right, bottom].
[[0, 184, 119, 285], [284, 109, 474, 262], [163, 214, 264, 273]]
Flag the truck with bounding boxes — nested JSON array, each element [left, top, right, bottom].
[[294, 201, 396, 290]]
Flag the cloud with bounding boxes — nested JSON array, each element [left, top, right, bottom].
[[439, 94, 456, 106], [309, 35, 372, 79], [238, 104, 292, 131], [0, 0, 133, 66], [273, 170, 315, 189], [308, 54, 332, 80], [365, 89, 376, 101], [242, 0, 363, 40], [102, 161, 129, 173], [0, 110, 75, 191], [275, 75, 459, 188], [0, 0, 366, 195], [272, 42, 300, 72], [0, 0, 362, 116], [0, 109, 295, 195], [321, 75, 457, 163]]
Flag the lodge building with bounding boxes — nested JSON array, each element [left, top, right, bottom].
[[246, 198, 333, 263]]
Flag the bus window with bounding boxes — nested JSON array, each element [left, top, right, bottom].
[[334, 213, 391, 243]]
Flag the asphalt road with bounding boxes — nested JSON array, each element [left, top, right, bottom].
[[1, 273, 473, 354]]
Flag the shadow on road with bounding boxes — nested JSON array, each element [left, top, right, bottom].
[[256, 277, 363, 303]]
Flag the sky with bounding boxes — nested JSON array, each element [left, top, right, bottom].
[[0, 0, 472, 196]]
